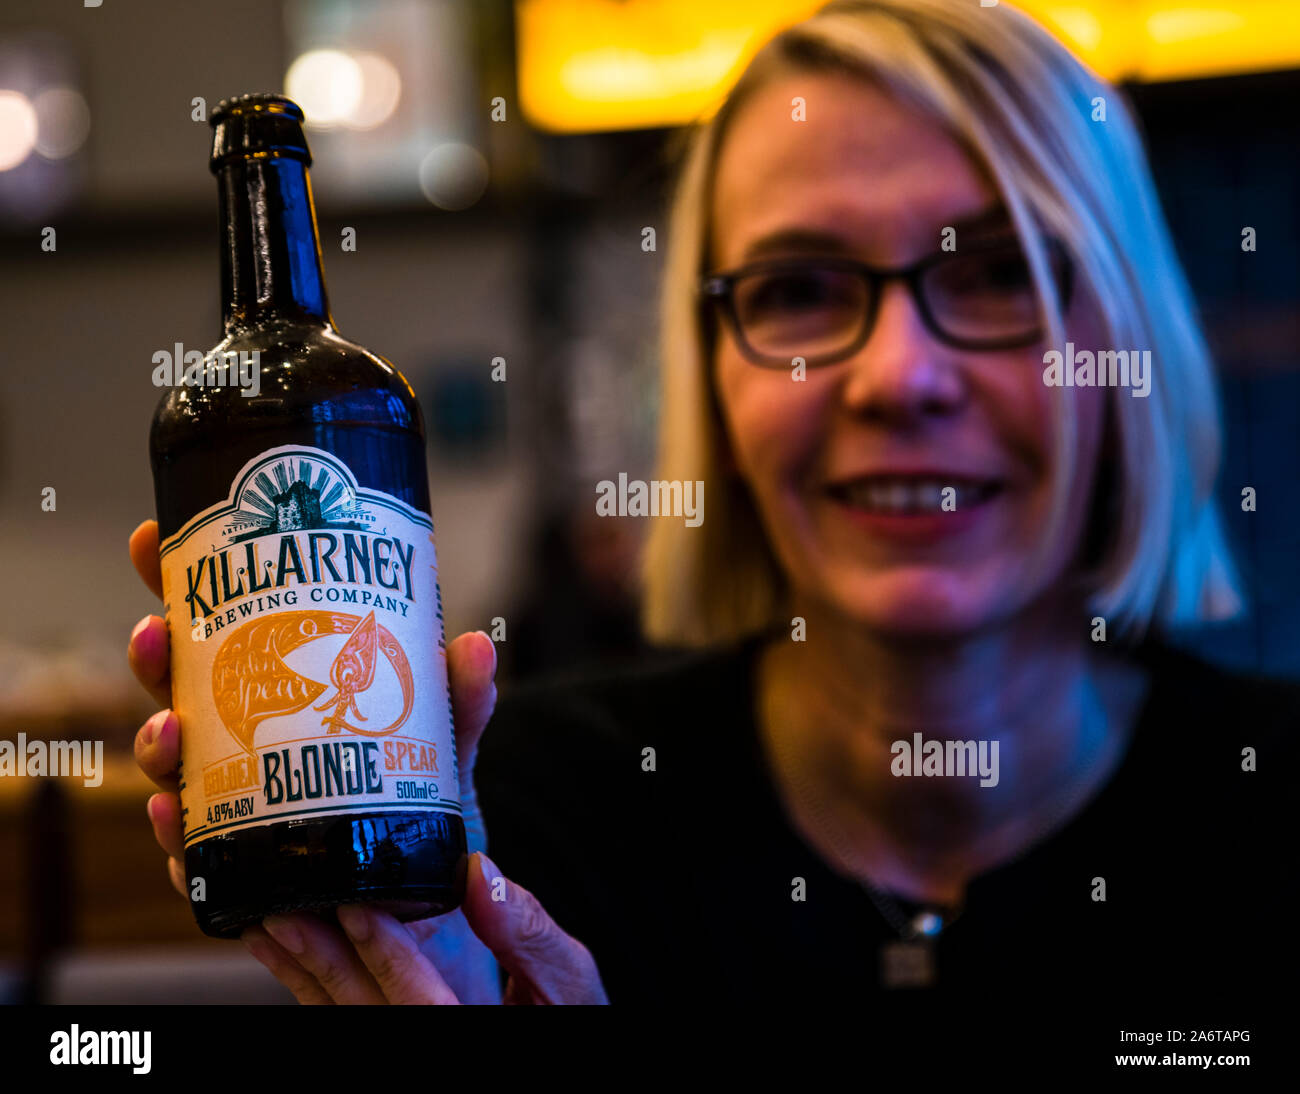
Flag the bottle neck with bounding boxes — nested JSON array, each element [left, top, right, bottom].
[[216, 155, 334, 334]]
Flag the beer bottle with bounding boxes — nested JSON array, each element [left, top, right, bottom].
[[149, 93, 466, 938]]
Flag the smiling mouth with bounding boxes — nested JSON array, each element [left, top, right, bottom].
[[826, 476, 1004, 515]]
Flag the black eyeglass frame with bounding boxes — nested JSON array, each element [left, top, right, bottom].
[[698, 235, 1075, 366]]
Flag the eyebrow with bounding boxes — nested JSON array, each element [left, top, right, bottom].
[[738, 204, 1013, 263]]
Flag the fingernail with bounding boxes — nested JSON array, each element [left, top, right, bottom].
[[131, 616, 150, 644], [263, 916, 305, 954], [145, 794, 159, 823], [475, 630, 498, 675], [476, 851, 502, 893], [140, 710, 167, 747], [154, 710, 176, 745], [243, 936, 272, 967], [337, 904, 372, 943]]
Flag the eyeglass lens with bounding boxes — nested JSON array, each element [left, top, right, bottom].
[[728, 242, 1052, 361]]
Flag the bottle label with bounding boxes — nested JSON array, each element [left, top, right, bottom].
[[159, 444, 459, 848]]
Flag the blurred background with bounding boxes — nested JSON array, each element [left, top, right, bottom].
[[0, 0, 1296, 1003]]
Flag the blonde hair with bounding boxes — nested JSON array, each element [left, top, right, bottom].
[[642, 0, 1243, 647]]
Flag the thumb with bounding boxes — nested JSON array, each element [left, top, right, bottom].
[[446, 631, 498, 763], [462, 851, 608, 1004]]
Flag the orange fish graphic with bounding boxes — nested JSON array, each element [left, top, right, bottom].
[[211, 610, 414, 756]]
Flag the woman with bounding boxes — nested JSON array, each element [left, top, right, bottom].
[[128, 0, 1295, 1006]]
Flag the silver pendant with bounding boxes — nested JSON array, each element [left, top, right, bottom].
[[880, 939, 936, 988]]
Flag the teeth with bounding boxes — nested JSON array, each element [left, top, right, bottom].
[[840, 479, 993, 513], [916, 483, 942, 510]]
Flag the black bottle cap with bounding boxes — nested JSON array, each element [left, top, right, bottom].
[[210, 93, 312, 173]]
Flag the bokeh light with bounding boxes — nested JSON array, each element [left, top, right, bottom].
[[418, 142, 489, 210], [0, 90, 38, 171], [347, 52, 402, 129], [285, 49, 363, 128], [33, 86, 90, 159]]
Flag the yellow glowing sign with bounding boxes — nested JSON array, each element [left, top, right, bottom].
[[1029, 1, 1300, 81], [516, 0, 824, 132], [516, 0, 1300, 133]]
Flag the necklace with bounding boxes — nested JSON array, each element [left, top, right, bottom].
[[859, 877, 962, 988], [764, 667, 1123, 989]]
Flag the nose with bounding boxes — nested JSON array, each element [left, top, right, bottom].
[[837, 279, 967, 422]]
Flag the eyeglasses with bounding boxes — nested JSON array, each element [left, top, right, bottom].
[[699, 236, 1073, 367]]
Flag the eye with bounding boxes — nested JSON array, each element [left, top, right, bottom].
[[929, 242, 1041, 300], [981, 252, 1034, 291], [752, 272, 826, 311], [737, 267, 861, 321]]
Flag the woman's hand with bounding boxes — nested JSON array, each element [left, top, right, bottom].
[[127, 518, 607, 1004], [243, 853, 608, 1004]]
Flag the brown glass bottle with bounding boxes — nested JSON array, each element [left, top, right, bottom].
[[149, 94, 466, 939]]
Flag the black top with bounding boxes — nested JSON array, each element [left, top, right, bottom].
[[475, 637, 1298, 1011]]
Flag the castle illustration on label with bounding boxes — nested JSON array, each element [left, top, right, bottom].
[[226, 455, 371, 542]]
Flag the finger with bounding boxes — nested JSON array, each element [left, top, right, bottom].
[[242, 926, 335, 1006], [129, 519, 164, 601], [404, 917, 441, 946], [261, 913, 388, 1005], [166, 855, 186, 899], [447, 632, 497, 854], [133, 710, 180, 792], [462, 852, 608, 1005], [145, 791, 185, 861], [337, 905, 459, 1005], [446, 631, 497, 762], [408, 908, 503, 1004], [128, 615, 172, 709]]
